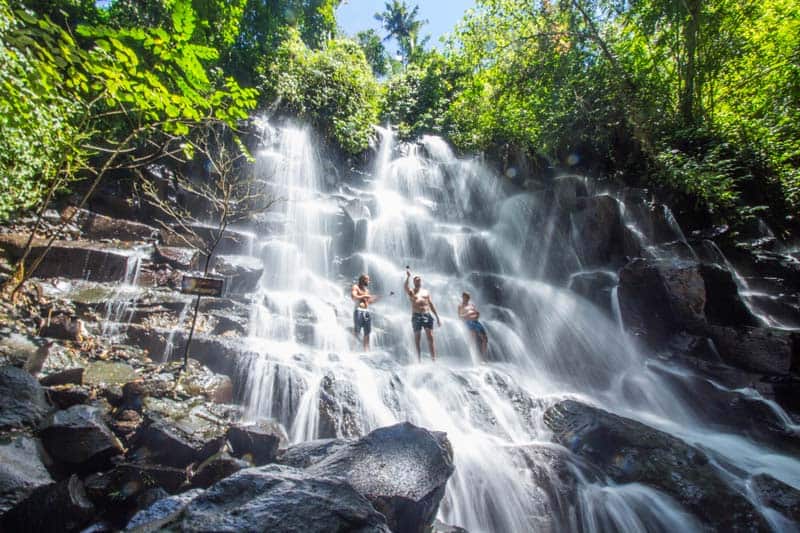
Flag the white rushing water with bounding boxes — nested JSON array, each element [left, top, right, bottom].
[[233, 121, 800, 532]]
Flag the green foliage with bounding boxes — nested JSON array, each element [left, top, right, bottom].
[[262, 31, 379, 154], [356, 29, 388, 77], [0, 1, 84, 219], [0, 0, 257, 220], [374, 0, 428, 64]]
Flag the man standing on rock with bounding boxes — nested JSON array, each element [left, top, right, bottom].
[[352, 274, 377, 351], [458, 291, 488, 358], [405, 270, 441, 362]]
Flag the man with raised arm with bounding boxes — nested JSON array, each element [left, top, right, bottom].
[[351, 274, 377, 351], [458, 291, 488, 358], [405, 269, 441, 362]]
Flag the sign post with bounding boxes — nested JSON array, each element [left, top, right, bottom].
[[180, 274, 225, 370]]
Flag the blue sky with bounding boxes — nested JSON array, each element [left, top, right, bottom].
[[336, 0, 476, 54]]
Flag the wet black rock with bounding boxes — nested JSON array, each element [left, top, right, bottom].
[[190, 452, 250, 489], [571, 195, 625, 267], [699, 264, 759, 327], [227, 420, 286, 466], [277, 438, 349, 469], [751, 473, 800, 523], [0, 436, 54, 515], [150, 465, 392, 532], [318, 372, 363, 438], [154, 245, 197, 270], [544, 400, 768, 531], [212, 255, 263, 295], [568, 271, 618, 316], [1, 475, 95, 533], [39, 405, 124, 474], [0, 365, 51, 429], [124, 488, 203, 532], [708, 325, 798, 375], [46, 384, 92, 409], [618, 258, 706, 347], [306, 422, 455, 533]]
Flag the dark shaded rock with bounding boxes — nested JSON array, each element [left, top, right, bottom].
[[227, 420, 287, 466], [277, 438, 348, 469], [130, 400, 235, 468], [0, 365, 51, 429], [618, 258, 706, 347], [41, 368, 85, 387], [544, 400, 768, 531], [568, 271, 617, 316], [318, 372, 363, 439], [708, 326, 797, 375], [751, 473, 800, 522], [0, 436, 53, 515], [661, 333, 720, 363], [160, 225, 253, 255], [39, 314, 87, 342], [180, 360, 233, 404], [47, 385, 92, 409], [699, 264, 760, 327], [39, 405, 124, 474], [307, 422, 455, 533], [212, 255, 263, 294], [571, 195, 624, 267], [179, 464, 391, 532], [553, 175, 588, 209], [64, 207, 158, 242], [0, 234, 139, 282], [154, 245, 197, 270], [191, 452, 250, 488], [124, 488, 203, 532], [1, 475, 95, 533]]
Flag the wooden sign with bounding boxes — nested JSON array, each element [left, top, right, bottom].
[[181, 275, 224, 297]]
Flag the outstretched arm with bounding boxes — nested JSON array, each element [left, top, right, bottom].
[[429, 298, 441, 326], [404, 271, 413, 298]]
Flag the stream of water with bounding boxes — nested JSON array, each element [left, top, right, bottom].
[[231, 121, 799, 532]]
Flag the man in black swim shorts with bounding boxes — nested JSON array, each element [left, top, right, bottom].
[[352, 274, 377, 351], [405, 270, 441, 362]]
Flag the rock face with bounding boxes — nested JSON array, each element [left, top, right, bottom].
[[212, 255, 264, 294], [618, 259, 706, 346], [64, 207, 158, 242], [708, 326, 798, 375], [1, 475, 95, 533], [39, 405, 125, 473], [0, 365, 51, 429], [131, 465, 391, 532], [227, 421, 286, 466], [305, 422, 455, 533], [0, 436, 54, 515], [544, 400, 767, 531]]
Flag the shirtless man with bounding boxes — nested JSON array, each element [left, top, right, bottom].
[[458, 291, 488, 357], [351, 274, 377, 351], [405, 270, 441, 362]]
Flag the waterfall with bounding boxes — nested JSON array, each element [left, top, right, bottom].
[[233, 120, 800, 532]]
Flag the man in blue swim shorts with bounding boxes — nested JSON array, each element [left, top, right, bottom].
[[458, 291, 488, 358], [405, 270, 441, 362]]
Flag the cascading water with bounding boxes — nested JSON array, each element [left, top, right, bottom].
[[234, 120, 800, 532]]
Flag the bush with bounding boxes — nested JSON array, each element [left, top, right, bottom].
[[260, 31, 379, 154]]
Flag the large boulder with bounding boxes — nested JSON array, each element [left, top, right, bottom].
[[38, 405, 124, 474], [751, 473, 800, 523], [571, 195, 624, 267], [544, 400, 768, 531], [618, 258, 706, 347], [227, 420, 287, 466], [0, 234, 141, 282], [306, 422, 455, 533], [212, 255, 263, 295], [699, 264, 759, 327], [0, 365, 51, 429], [708, 326, 798, 375], [130, 399, 238, 468], [63, 207, 158, 242], [124, 489, 203, 532], [0, 475, 95, 533], [131, 465, 392, 532], [190, 452, 250, 489], [318, 372, 364, 439], [0, 436, 54, 515]]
